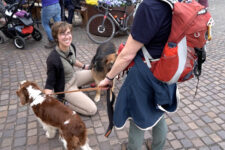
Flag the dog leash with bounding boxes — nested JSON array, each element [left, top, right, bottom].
[[49, 87, 101, 95]]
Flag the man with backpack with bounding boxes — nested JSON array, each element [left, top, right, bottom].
[[99, 0, 213, 148], [98, 0, 178, 149]]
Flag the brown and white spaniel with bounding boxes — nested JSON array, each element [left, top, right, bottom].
[[16, 81, 92, 150]]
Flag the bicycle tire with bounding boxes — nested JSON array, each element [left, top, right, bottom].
[[86, 14, 115, 44], [125, 12, 134, 35]]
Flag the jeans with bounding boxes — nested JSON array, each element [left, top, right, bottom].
[[127, 116, 167, 150], [41, 3, 61, 41]]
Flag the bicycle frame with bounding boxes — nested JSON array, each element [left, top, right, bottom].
[[100, 5, 130, 32]]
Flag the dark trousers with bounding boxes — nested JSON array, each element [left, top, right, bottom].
[[65, 4, 75, 24]]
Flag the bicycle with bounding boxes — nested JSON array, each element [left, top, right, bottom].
[[86, 1, 139, 44]]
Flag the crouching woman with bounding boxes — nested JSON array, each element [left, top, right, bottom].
[[44, 21, 97, 116]]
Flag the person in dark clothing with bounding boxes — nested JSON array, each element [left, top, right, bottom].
[[98, 0, 179, 150], [63, 0, 81, 24]]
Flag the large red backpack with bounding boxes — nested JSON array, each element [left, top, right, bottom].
[[118, 0, 214, 84], [147, 0, 214, 84]]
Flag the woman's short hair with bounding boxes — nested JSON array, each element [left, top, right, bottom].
[[51, 21, 72, 42]]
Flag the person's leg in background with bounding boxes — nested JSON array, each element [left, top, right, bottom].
[[66, 5, 75, 24], [52, 3, 61, 22], [41, 3, 61, 49]]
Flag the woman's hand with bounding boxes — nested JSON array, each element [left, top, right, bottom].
[[44, 89, 53, 95], [84, 64, 90, 70], [98, 78, 113, 90]]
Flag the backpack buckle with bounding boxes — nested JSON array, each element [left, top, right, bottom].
[[207, 18, 214, 41]]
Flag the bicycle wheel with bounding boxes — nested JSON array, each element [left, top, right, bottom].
[[86, 14, 115, 44], [125, 12, 134, 35]]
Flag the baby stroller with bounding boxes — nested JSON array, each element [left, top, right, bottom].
[[0, 0, 42, 49]]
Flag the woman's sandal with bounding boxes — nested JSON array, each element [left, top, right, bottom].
[[121, 142, 127, 150], [145, 138, 152, 150]]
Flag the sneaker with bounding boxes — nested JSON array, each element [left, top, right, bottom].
[[44, 40, 56, 49]]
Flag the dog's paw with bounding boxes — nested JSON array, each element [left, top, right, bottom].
[[46, 131, 55, 139], [94, 95, 100, 102], [46, 132, 51, 138]]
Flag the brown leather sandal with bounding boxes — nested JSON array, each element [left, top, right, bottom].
[[121, 142, 127, 150], [145, 138, 152, 150]]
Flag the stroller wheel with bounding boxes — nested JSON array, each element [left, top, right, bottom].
[[32, 28, 42, 41], [0, 31, 5, 44], [14, 36, 25, 49]]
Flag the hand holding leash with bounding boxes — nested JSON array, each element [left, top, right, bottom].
[[44, 89, 53, 95], [98, 77, 113, 90]]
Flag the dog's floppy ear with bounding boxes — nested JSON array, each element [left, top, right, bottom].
[[16, 88, 28, 105], [104, 53, 117, 72]]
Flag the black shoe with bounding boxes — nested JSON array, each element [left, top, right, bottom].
[[74, 5, 81, 10]]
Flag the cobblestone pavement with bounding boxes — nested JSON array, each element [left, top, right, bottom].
[[0, 0, 225, 150]]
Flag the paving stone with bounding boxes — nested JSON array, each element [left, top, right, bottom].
[[15, 124, 26, 131], [199, 147, 210, 150], [209, 133, 222, 143], [180, 138, 193, 148], [39, 135, 48, 144], [27, 128, 37, 137], [14, 137, 26, 147], [192, 138, 204, 147], [184, 130, 197, 139], [0, 111, 8, 118], [88, 135, 98, 146], [95, 127, 105, 135], [97, 134, 108, 142], [210, 145, 222, 150], [3, 129, 14, 137], [170, 140, 182, 149], [217, 130, 225, 140], [0, 146, 12, 150], [1, 138, 13, 147], [188, 122, 198, 130], [174, 131, 185, 139], [27, 145, 38, 150], [27, 136, 38, 145], [202, 136, 214, 145], [28, 121, 37, 129], [15, 129, 26, 138], [16, 117, 27, 125], [116, 130, 128, 139]]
